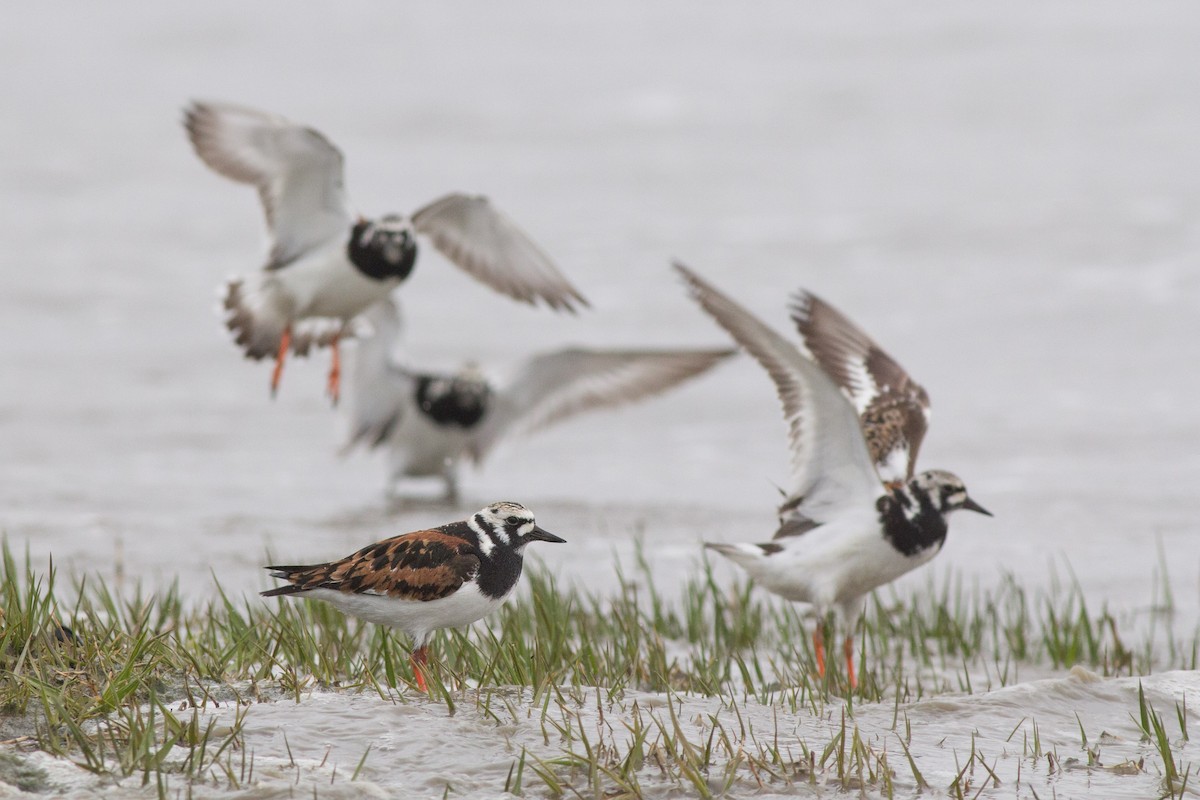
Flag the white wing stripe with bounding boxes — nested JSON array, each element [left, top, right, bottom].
[[675, 263, 882, 522]]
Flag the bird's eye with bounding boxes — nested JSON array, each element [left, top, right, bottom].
[[506, 516, 519, 525]]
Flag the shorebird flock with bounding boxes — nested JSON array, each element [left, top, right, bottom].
[[185, 100, 990, 691]]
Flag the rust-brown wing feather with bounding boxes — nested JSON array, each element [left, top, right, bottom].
[[263, 530, 479, 602], [789, 291, 931, 484]]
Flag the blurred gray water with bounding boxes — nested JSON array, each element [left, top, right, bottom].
[[2, 3, 1199, 797]]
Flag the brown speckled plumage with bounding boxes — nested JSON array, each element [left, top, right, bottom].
[[261, 503, 564, 694], [678, 266, 991, 692], [859, 395, 929, 481], [789, 291, 930, 483], [263, 529, 479, 602]]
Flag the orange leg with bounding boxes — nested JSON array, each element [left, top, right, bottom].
[[812, 624, 826, 678], [410, 645, 429, 693], [270, 327, 292, 398], [326, 333, 341, 405], [844, 635, 858, 689]]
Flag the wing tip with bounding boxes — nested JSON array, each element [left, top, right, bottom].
[[671, 259, 701, 288], [709, 347, 739, 361], [671, 261, 753, 341], [672, 259, 720, 309], [261, 565, 310, 597], [181, 99, 230, 141], [786, 289, 820, 326], [260, 584, 307, 598], [182, 101, 208, 146], [542, 289, 591, 315], [412, 194, 591, 314]]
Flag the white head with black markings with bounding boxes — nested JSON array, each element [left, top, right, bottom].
[[472, 501, 566, 555], [348, 214, 418, 280], [910, 470, 992, 517]]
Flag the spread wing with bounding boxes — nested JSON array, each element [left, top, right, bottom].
[[411, 193, 589, 313], [262, 530, 479, 602], [340, 297, 413, 452], [184, 100, 352, 269], [467, 346, 735, 462], [675, 262, 882, 523], [789, 291, 930, 483]]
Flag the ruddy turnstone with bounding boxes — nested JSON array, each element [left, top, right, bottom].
[[341, 297, 735, 501], [183, 101, 588, 402], [674, 263, 990, 689], [261, 501, 564, 692]]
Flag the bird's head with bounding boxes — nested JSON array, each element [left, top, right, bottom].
[[369, 215, 416, 264], [348, 215, 417, 280], [477, 502, 566, 549], [911, 470, 992, 517]]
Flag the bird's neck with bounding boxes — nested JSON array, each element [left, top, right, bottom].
[[876, 485, 948, 557], [465, 514, 526, 600], [476, 543, 525, 600]]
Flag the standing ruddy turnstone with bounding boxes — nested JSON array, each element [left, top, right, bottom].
[[674, 263, 991, 689], [342, 298, 735, 502], [262, 502, 564, 692], [183, 101, 588, 402]]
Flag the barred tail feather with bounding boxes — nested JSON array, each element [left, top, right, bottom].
[[223, 277, 288, 359], [261, 564, 317, 597], [260, 583, 310, 598], [223, 277, 347, 359]]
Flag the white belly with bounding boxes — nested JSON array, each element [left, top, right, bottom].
[[732, 509, 942, 609], [387, 406, 473, 479], [307, 582, 506, 644], [271, 240, 400, 321]]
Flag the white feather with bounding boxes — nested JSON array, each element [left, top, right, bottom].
[[305, 582, 506, 646], [674, 263, 882, 523]]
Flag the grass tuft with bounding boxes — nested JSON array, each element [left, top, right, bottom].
[[0, 539, 1196, 795]]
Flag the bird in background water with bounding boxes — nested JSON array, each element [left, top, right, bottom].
[[341, 297, 736, 502], [183, 100, 588, 403], [675, 262, 990, 689]]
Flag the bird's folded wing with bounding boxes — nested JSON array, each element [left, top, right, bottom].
[[266, 530, 480, 602], [789, 291, 930, 483], [411, 193, 589, 313], [467, 347, 735, 462], [675, 262, 882, 522], [341, 298, 412, 452], [184, 100, 352, 268]]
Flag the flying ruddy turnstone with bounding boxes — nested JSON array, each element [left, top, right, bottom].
[[341, 297, 735, 502], [183, 101, 588, 402], [261, 501, 564, 692], [674, 263, 990, 689]]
